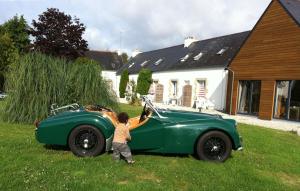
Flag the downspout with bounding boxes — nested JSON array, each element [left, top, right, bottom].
[[225, 67, 235, 115]]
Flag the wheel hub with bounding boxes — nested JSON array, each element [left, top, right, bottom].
[[83, 139, 89, 148]]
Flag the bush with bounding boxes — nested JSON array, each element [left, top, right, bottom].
[[0, 33, 18, 91], [119, 69, 129, 98], [136, 69, 152, 95], [3, 53, 119, 123]]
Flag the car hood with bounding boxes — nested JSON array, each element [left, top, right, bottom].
[[158, 109, 223, 123]]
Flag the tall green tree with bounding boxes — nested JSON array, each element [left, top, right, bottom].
[[119, 69, 129, 98], [1, 15, 30, 53], [0, 33, 18, 91], [136, 69, 152, 95], [29, 8, 88, 60]]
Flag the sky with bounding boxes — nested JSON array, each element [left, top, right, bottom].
[[0, 0, 271, 55]]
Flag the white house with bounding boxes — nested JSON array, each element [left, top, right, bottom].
[[84, 50, 123, 94], [116, 31, 250, 111]]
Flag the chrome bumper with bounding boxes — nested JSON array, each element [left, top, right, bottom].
[[105, 135, 113, 151], [237, 136, 243, 151]]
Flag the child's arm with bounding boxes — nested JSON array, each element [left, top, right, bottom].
[[126, 127, 131, 141]]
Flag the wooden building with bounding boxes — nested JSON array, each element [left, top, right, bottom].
[[226, 0, 300, 121]]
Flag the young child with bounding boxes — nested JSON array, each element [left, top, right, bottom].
[[112, 112, 135, 164]]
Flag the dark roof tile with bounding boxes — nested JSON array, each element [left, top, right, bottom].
[[117, 31, 250, 75], [84, 51, 123, 71]]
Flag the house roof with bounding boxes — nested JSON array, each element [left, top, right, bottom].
[[84, 51, 123, 71], [278, 0, 300, 26], [117, 31, 250, 75]]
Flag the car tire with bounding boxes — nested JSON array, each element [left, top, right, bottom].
[[68, 125, 105, 157], [196, 131, 232, 162]]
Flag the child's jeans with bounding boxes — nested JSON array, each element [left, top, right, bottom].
[[112, 142, 133, 162]]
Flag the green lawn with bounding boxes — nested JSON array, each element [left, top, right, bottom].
[[0, 103, 300, 191]]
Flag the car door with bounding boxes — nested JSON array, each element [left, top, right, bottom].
[[128, 115, 168, 151]]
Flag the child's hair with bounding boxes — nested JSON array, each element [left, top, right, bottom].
[[117, 112, 129, 124]]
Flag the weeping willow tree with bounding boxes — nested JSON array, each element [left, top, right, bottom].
[[3, 52, 119, 123], [67, 57, 119, 109]]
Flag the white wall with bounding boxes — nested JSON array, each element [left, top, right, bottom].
[[102, 71, 118, 94], [116, 68, 228, 110]]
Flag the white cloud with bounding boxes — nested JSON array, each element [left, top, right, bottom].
[[0, 0, 271, 54]]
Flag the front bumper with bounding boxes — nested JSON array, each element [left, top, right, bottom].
[[237, 136, 243, 151], [105, 134, 113, 151]]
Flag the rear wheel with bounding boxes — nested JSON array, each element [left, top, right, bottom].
[[68, 125, 105, 157], [196, 131, 232, 162]]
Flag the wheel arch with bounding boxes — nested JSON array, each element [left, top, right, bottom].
[[193, 128, 235, 154]]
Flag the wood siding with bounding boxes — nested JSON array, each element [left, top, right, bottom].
[[227, 0, 300, 119]]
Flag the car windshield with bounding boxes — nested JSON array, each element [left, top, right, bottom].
[[142, 96, 166, 118]]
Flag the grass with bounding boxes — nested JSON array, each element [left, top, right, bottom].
[[0, 103, 300, 190]]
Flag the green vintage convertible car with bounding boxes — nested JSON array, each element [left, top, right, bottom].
[[35, 96, 243, 162]]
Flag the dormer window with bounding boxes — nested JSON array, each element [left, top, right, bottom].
[[217, 47, 229, 55], [140, 60, 149, 67], [128, 62, 135, 68], [180, 54, 190, 62], [154, 58, 163, 65], [194, 52, 203, 61]]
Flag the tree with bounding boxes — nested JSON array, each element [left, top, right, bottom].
[[1, 15, 30, 53], [119, 69, 129, 98], [29, 8, 88, 60], [0, 33, 18, 91], [3, 52, 119, 123], [121, 52, 128, 64], [136, 69, 152, 95]]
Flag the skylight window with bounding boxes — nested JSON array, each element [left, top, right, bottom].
[[128, 62, 135, 68], [180, 54, 190, 62], [140, 60, 149, 67], [217, 47, 229, 55], [193, 52, 203, 61], [154, 58, 163, 66]]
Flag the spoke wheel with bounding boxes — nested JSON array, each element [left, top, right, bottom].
[[196, 131, 232, 162], [69, 125, 105, 157]]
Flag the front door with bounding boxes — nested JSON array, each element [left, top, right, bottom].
[[238, 80, 261, 115]]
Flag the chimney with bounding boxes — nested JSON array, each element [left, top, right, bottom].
[[132, 49, 142, 58], [184, 36, 197, 48]]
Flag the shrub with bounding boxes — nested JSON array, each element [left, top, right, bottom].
[[3, 53, 119, 123], [119, 69, 129, 98], [0, 33, 18, 91], [128, 79, 141, 106], [136, 69, 152, 95]]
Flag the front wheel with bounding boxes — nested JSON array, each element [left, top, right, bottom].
[[68, 125, 105, 157], [196, 131, 232, 162]]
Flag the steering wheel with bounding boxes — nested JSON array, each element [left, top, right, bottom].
[[139, 104, 147, 123]]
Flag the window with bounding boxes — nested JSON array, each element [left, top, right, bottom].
[[154, 58, 163, 65], [238, 81, 261, 115], [180, 54, 190, 62], [128, 62, 135, 68], [274, 80, 300, 121], [217, 47, 228, 55], [171, 80, 178, 96], [194, 52, 203, 61], [140, 60, 149, 67]]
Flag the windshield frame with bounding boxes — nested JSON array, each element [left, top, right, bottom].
[[142, 96, 167, 118]]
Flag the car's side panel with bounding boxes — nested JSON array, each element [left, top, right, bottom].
[[36, 112, 114, 145], [128, 116, 166, 151]]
